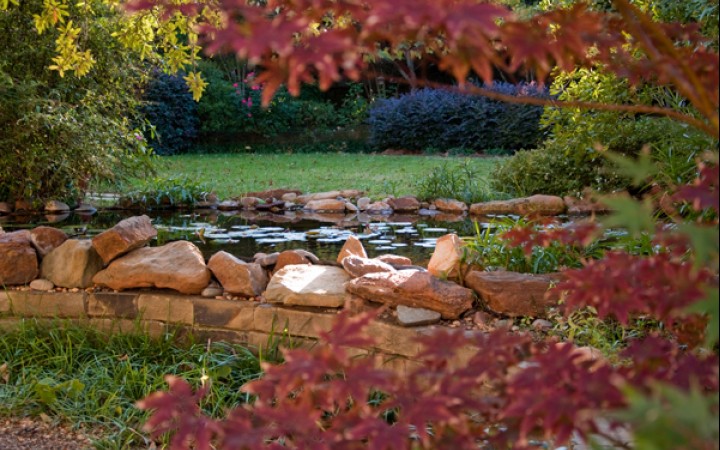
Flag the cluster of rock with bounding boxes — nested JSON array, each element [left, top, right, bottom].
[[0, 199, 96, 218], [1, 215, 563, 328]]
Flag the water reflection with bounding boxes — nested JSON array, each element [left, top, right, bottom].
[[1, 209, 491, 264]]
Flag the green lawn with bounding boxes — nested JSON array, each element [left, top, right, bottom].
[[142, 153, 503, 200]]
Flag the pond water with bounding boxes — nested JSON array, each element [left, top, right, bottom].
[[1, 209, 503, 265]]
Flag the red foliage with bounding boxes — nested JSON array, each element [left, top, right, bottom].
[[129, 0, 718, 137], [134, 1, 719, 448], [557, 251, 711, 327]]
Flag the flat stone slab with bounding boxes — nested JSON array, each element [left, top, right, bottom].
[[265, 264, 350, 308], [396, 305, 441, 327]]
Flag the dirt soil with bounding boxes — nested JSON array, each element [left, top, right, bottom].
[[0, 417, 95, 450]]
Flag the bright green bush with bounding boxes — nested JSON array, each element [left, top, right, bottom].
[[0, 0, 154, 204], [492, 69, 717, 197]]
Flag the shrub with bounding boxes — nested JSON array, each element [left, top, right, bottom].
[[492, 69, 717, 197], [0, 0, 154, 204], [195, 59, 366, 141], [367, 83, 548, 153], [141, 71, 199, 156]]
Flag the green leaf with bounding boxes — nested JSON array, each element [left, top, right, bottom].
[[602, 196, 656, 237], [686, 287, 719, 347], [34, 378, 58, 405], [603, 148, 658, 186], [678, 223, 720, 268], [614, 382, 720, 450]]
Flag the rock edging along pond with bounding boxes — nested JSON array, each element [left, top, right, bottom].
[[0, 211, 568, 371]]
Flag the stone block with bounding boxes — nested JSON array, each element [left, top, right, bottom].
[[87, 292, 138, 319], [8, 291, 86, 318], [253, 304, 337, 339], [88, 318, 168, 339], [192, 298, 256, 330], [137, 294, 194, 325], [189, 328, 250, 346], [365, 320, 426, 358], [0, 291, 9, 314]]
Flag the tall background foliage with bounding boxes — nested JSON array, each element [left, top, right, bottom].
[[0, 0, 157, 203]]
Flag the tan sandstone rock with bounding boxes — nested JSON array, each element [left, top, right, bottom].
[[92, 241, 210, 294], [374, 254, 413, 266], [91, 215, 157, 264], [387, 196, 420, 212], [469, 195, 565, 217], [265, 264, 351, 308], [30, 226, 68, 258], [44, 200, 70, 213], [336, 235, 367, 263], [0, 230, 38, 285], [208, 250, 268, 296], [464, 270, 562, 318], [427, 234, 464, 279], [41, 239, 104, 288], [345, 270, 474, 319], [296, 191, 342, 204], [304, 199, 346, 212], [433, 198, 468, 213], [342, 255, 396, 278], [275, 250, 312, 272]]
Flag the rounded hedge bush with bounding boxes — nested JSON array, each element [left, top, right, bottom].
[[367, 83, 549, 154]]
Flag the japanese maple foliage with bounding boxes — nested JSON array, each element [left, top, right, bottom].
[[136, 0, 719, 448]]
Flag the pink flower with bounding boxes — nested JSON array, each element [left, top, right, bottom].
[[247, 97, 253, 107], [232, 83, 238, 88], [247, 71, 255, 78], [241, 98, 247, 104], [251, 85, 260, 91], [247, 113, 253, 117]]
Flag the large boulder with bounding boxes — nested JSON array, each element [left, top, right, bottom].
[[0, 230, 38, 285], [92, 241, 211, 294], [208, 251, 268, 296], [342, 255, 396, 278], [470, 195, 565, 216], [29, 226, 68, 258], [336, 235, 367, 263], [465, 270, 562, 318], [427, 234, 464, 279], [92, 215, 157, 264], [345, 270, 474, 319], [41, 239, 104, 288], [265, 264, 351, 308]]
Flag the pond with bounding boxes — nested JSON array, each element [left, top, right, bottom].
[[0, 209, 503, 265]]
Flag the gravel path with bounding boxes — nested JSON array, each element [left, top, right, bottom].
[[0, 417, 95, 450]]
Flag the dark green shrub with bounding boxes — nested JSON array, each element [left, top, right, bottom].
[[367, 83, 548, 153], [195, 59, 367, 141], [141, 71, 199, 156]]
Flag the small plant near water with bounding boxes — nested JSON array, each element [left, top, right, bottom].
[[415, 159, 508, 205], [122, 176, 214, 209]]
